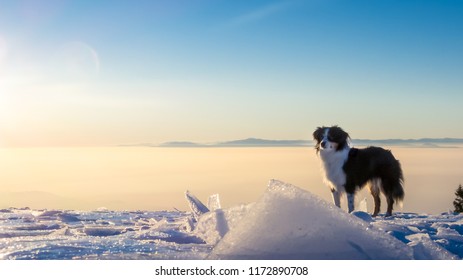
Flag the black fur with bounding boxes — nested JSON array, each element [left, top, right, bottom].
[[343, 146, 405, 202]]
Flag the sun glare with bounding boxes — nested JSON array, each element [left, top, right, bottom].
[[55, 41, 100, 79], [0, 35, 7, 64]]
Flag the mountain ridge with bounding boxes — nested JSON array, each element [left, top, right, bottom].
[[122, 137, 463, 148]]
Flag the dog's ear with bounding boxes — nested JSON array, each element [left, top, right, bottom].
[[330, 126, 350, 150], [313, 127, 325, 153], [313, 127, 324, 141], [330, 126, 349, 140]]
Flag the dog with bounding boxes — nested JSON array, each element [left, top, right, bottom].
[[313, 126, 404, 216]]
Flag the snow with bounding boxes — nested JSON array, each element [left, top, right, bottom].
[[0, 209, 211, 259], [208, 180, 413, 259], [1, 179, 463, 260]]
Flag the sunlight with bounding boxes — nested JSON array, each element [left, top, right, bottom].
[[53, 41, 100, 79], [0, 78, 14, 147], [0, 35, 7, 64]]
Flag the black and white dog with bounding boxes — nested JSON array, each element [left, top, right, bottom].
[[313, 126, 404, 216]]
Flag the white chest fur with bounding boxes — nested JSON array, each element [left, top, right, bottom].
[[319, 148, 350, 193]]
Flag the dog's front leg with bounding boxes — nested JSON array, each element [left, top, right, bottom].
[[347, 192, 355, 213], [331, 189, 341, 208]]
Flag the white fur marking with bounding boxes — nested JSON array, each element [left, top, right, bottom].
[[323, 127, 329, 139], [369, 178, 381, 195], [316, 127, 352, 211], [319, 147, 350, 194]]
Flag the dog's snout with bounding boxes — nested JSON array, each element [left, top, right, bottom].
[[320, 140, 327, 149]]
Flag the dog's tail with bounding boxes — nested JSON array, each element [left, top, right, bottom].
[[392, 160, 405, 205]]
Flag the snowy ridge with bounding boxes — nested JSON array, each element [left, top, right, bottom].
[[1, 180, 463, 259]]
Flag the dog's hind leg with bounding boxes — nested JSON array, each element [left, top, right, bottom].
[[347, 192, 355, 213], [382, 178, 401, 217], [386, 195, 394, 217], [369, 179, 381, 217]]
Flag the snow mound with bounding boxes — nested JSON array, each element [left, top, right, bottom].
[[208, 179, 414, 260]]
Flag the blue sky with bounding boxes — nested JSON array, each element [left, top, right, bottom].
[[0, 0, 462, 146]]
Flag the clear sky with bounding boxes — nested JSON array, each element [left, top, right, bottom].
[[1, 0, 462, 147]]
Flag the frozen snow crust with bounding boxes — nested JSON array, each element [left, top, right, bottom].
[[1, 179, 463, 259]]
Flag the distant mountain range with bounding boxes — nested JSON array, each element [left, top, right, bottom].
[[155, 138, 311, 147], [121, 138, 463, 148], [352, 138, 463, 147]]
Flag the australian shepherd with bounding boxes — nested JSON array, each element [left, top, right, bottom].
[[313, 126, 404, 216]]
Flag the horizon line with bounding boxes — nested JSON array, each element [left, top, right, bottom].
[[2, 137, 463, 148]]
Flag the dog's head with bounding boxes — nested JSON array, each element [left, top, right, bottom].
[[313, 126, 350, 153]]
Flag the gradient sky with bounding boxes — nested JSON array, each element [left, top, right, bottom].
[[1, 0, 462, 147]]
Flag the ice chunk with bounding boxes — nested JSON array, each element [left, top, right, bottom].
[[84, 226, 125, 236], [14, 223, 61, 231], [406, 233, 458, 260], [193, 204, 253, 245], [58, 213, 81, 223], [135, 229, 205, 244], [207, 194, 221, 211], [96, 207, 110, 212], [49, 226, 73, 236], [209, 179, 414, 260], [32, 210, 63, 218], [185, 190, 209, 220]]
